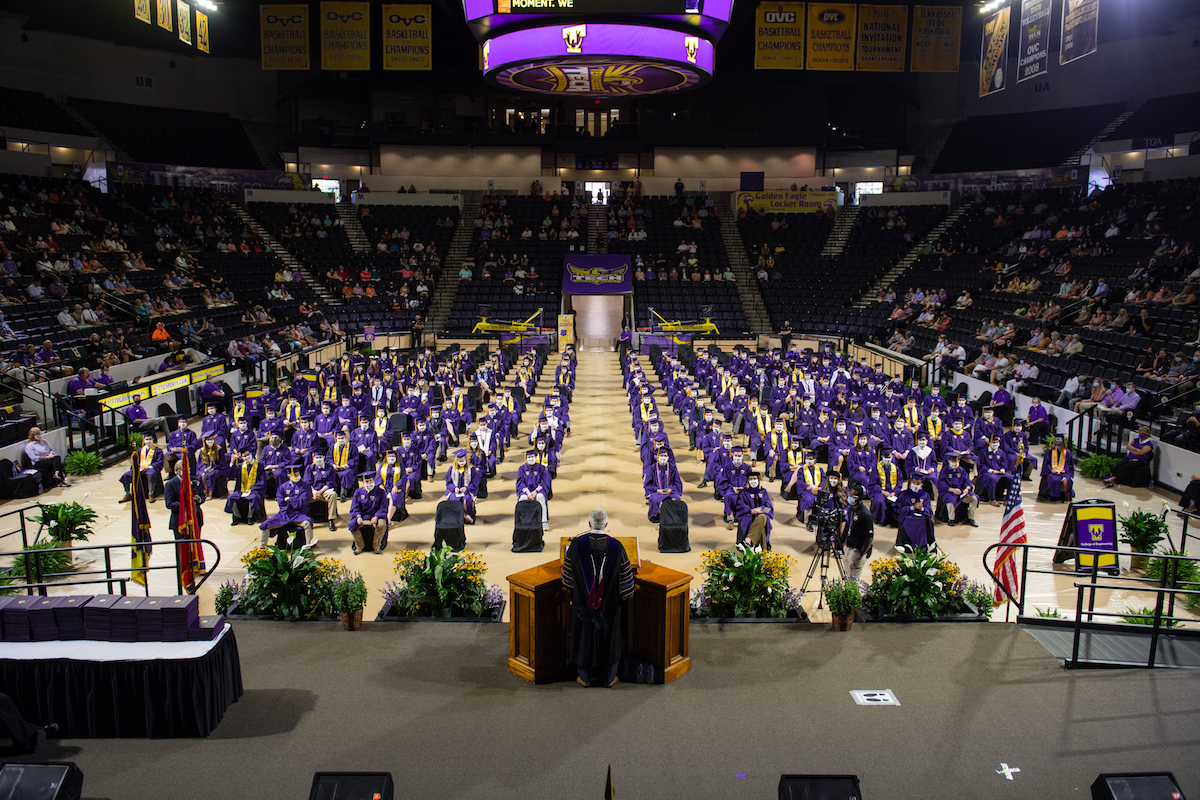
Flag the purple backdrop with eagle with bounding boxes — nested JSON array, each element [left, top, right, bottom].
[[561, 255, 633, 295]]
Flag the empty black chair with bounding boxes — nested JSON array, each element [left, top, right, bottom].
[[433, 499, 466, 551], [0, 458, 39, 499], [511, 499, 545, 552], [657, 498, 690, 553]]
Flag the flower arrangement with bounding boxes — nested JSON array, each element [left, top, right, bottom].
[[695, 544, 803, 618], [823, 578, 866, 615], [230, 546, 346, 620], [381, 544, 500, 617], [333, 571, 369, 613], [865, 551, 988, 618]]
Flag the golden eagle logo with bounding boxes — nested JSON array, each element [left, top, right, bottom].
[[563, 25, 586, 54], [685, 36, 699, 64], [566, 263, 628, 285]]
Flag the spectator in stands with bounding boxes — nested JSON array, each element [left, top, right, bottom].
[[1172, 284, 1197, 308], [1056, 373, 1085, 408], [1063, 334, 1084, 357], [24, 427, 68, 489], [151, 322, 178, 351], [1103, 427, 1155, 488], [1161, 404, 1200, 452]]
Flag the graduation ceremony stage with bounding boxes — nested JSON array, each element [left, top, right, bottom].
[[19, 619, 1198, 800]]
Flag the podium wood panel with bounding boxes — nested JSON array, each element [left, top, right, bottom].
[[507, 561, 570, 684], [631, 561, 692, 685]]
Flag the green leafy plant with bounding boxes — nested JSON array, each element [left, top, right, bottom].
[[1078, 453, 1121, 479], [117, 432, 146, 453], [38, 501, 98, 543], [963, 580, 995, 617], [213, 580, 239, 616], [1035, 606, 1065, 618], [867, 551, 975, 617], [63, 450, 102, 476], [238, 546, 345, 620], [383, 545, 489, 616], [823, 577, 865, 615], [333, 572, 368, 613], [0, 540, 73, 594], [1119, 605, 1181, 627], [1118, 508, 1168, 553], [1145, 549, 1200, 614], [697, 545, 799, 618]]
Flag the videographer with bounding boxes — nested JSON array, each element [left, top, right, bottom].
[[810, 472, 848, 549], [844, 484, 875, 578]]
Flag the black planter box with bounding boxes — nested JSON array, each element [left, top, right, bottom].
[[375, 600, 506, 623]]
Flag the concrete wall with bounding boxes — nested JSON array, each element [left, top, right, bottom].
[[378, 145, 542, 192], [860, 190, 953, 207], [649, 147, 818, 193], [351, 191, 462, 208], [0, 149, 51, 177], [245, 188, 336, 205]]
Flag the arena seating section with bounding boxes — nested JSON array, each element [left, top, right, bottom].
[[932, 104, 1126, 173], [68, 98, 261, 170], [0, 87, 89, 136], [1107, 91, 1200, 143]]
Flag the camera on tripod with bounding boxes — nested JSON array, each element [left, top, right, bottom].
[[809, 490, 844, 551]]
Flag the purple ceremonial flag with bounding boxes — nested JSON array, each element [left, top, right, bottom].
[[562, 255, 633, 295], [641, 333, 692, 355]]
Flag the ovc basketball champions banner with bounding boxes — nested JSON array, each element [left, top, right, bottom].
[[562, 255, 633, 295], [135, 0, 152, 25], [856, 5, 906, 72], [321, 2, 370, 70], [910, 5, 960, 72], [1060, 0, 1098, 66], [383, 4, 432, 70], [979, 5, 1010, 97], [754, 2, 805, 70], [806, 4, 856, 70], [735, 190, 838, 215], [262, 5, 310, 69], [1017, 0, 1052, 83]]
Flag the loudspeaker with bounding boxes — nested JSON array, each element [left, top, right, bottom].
[[0, 762, 85, 800], [309, 772, 394, 800], [1090, 772, 1185, 800], [778, 774, 863, 800]]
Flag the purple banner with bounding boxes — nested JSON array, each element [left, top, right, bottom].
[[640, 332, 693, 355], [107, 161, 305, 193], [887, 166, 1085, 197], [500, 333, 550, 354], [562, 254, 633, 295]]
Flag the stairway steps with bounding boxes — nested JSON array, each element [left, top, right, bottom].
[[232, 204, 340, 305]]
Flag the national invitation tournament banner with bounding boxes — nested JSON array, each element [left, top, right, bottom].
[[561, 255, 633, 295], [736, 190, 838, 214], [910, 5, 960, 72], [321, 2, 370, 70], [806, 4, 857, 70], [856, 5, 907, 72], [1017, 0, 1052, 83], [383, 4, 432, 70], [261, 4, 310, 70], [754, 2, 806, 70], [1060, 0, 1098, 66], [979, 5, 1010, 97]]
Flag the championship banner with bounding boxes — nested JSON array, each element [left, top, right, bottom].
[[754, 2, 805, 70], [156, 0, 173, 31], [196, 9, 210, 53], [177, 0, 192, 45], [557, 314, 575, 353], [887, 165, 1083, 196], [979, 5, 1010, 97], [806, 4, 856, 70], [1017, 0, 1052, 83], [261, 4, 310, 70], [1060, 0, 1098, 66], [135, 0, 152, 24], [383, 4, 432, 70], [561, 254, 633, 295], [321, 1, 370, 71], [910, 5, 960, 72], [109, 160, 306, 191], [735, 190, 838, 214], [856, 5, 906, 72]]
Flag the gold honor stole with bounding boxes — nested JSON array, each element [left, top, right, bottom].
[[140, 444, 156, 471], [333, 443, 350, 469], [240, 460, 258, 494]]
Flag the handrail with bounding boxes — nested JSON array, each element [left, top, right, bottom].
[[0, 372, 50, 427], [0, 537, 222, 597], [1071, 582, 1200, 668]]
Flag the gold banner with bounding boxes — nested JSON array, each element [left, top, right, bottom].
[[558, 314, 575, 353], [156, 0, 172, 31], [979, 5, 1010, 97], [911, 5, 960, 72], [735, 190, 839, 214], [135, 0, 152, 24], [261, 4, 310, 70], [383, 4, 432, 70], [856, 5, 906, 71], [177, 0, 192, 44], [806, 4, 856, 71], [754, 2, 805, 69], [196, 10, 210, 53], [321, 1, 370, 71]]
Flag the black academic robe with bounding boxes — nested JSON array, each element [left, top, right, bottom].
[[562, 532, 636, 676], [164, 475, 205, 533]]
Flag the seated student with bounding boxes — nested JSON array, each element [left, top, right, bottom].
[[1039, 434, 1075, 501], [974, 438, 1013, 505], [259, 463, 316, 549], [778, 438, 805, 500], [644, 448, 683, 524], [411, 417, 438, 481], [199, 402, 229, 446], [1103, 426, 1155, 488], [227, 417, 257, 465], [870, 445, 904, 526], [257, 405, 285, 450], [846, 433, 877, 491], [895, 473, 936, 553], [225, 452, 266, 526], [532, 435, 558, 481], [718, 446, 752, 528], [393, 434, 426, 498], [349, 412, 379, 473], [515, 448, 552, 531], [1000, 419, 1037, 481], [290, 415, 322, 464], [734, 471, 774, 548], [195, 433, 228, 499], [125, 393, 170, 436], [327, 429, 357, 501], [349, 471, 389, 555], [787, 449, 825, 528], [305, 451, 342, 531], [259, 431, 292, 497], [445, 448, 480, 523], [378, 451, 411, 527], [119, 433, 164, 502], [937, 453, 979, 527], [165, 418, 199, 474]]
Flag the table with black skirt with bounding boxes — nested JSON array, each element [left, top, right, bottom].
[[0, 624, 243, 738]]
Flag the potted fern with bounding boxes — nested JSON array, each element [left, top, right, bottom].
[[38, 499, 97, 567], [1118, 505, 1168, 572], [334, 571, 369, 631], [823, 577, 865, 631]]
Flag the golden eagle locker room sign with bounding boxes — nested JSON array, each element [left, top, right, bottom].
[[856, 5, 906, 71], [383, 4, 432, 70], [806, 4, 856, 70], [261, 4, 310, 70], [321, 2, 370, 70], [754, 3, 806, 70]]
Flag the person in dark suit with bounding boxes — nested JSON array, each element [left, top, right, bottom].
[[0, 692, 58, 753], [164, 462, 205, 542], [562, 509, 635, 688]]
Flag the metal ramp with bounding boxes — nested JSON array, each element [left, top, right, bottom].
[[1021, 621, 1200, 669]]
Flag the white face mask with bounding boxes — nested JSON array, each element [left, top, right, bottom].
[[732, 456, 743, 464], [387, 455, 397, 464], [828, 477, 839, 486], [314, 458, 325, 467], [178, 422, 187, 429], [526, 457, 536, 465], [836, 425, 846, 433], [658, 457, 669, 465], [858, 439, 868, 447], [748, 480, 759, 488]]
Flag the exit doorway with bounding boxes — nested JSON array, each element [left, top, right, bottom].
[[584, 181, 611, 204]]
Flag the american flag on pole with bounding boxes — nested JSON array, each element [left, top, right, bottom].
[[994, 477, 1028, 604]]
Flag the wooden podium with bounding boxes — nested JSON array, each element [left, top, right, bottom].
[[507, 554, 691, 685]]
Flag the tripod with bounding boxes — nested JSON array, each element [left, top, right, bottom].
[[799, 522, 845, 610]]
